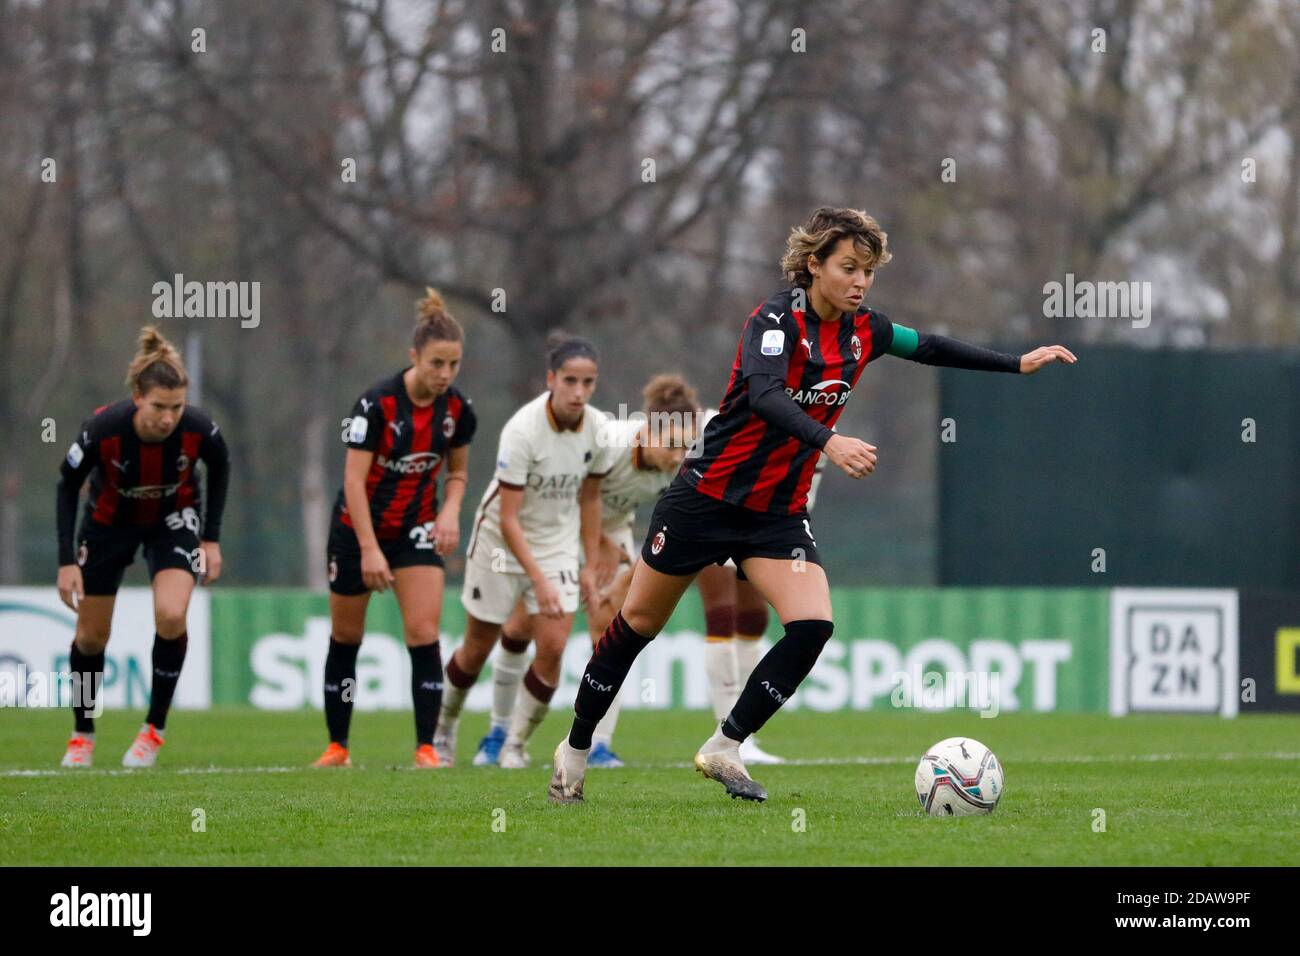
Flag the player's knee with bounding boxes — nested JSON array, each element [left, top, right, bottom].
[[620, 608, 664, 640], [154, 610, 188, 638], [404, 624, 439, 648], [331, 627, 364, 645], [784, 618, 834, 660], [74, 632, 109, 655]]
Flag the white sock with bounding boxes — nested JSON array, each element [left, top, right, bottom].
[[705, 639, 740, 721], [506, 672, 553, 747], [592, 689, 623, 747], [438, 662, 471, 735], [735, 636, 765, 685], [701, 723, 737, 752], [491, 644, 530, 731]]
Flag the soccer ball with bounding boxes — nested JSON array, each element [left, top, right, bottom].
[[914, 737, 1004, 817]]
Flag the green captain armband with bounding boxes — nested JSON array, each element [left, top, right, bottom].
[[887, 322, 919, 358]]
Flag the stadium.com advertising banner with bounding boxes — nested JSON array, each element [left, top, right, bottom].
[[7, 586, 1263, 716], [206, 587, 1110, 714]]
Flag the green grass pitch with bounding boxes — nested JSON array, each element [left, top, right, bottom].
[[3, 708, 1297, 866]]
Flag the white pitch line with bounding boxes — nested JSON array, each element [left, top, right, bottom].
[[657, 751, 1300, 770], [0, 765, 300, 778], [4, 751, 1300, 778]]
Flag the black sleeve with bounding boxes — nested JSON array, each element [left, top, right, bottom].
[[56, 479, 84, 566], [56, 425, 97, 565], [747, 374, 834, 450], [906, 331, 1020, 373], [199, 423, 231, 542]]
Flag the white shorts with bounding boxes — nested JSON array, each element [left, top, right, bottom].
[[461, 557, 580, 625]]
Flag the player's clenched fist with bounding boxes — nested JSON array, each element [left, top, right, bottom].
[[824, 433, 877, 479]]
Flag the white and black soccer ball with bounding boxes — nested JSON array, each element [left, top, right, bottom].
[[914, 737, 1004, 817]]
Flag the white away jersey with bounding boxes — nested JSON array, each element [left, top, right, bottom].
[[597, 417, 675, 532], [467, 392, 617, 573]]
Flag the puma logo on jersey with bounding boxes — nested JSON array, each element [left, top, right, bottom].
[[388, 421, 404, 437], [111, 459, 130, 472], [800, 338, 812, 358], [767, 311, 785, 323]]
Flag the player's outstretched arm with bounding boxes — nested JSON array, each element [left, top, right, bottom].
[[886, 321, 1076, 374]]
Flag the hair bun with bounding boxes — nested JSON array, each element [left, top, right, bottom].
[[417, 287, 447, 321]]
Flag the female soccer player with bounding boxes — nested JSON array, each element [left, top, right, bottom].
[[549, 205, 1077, 803], [313, 289, 476, 769], [433, 334, 617, 769], [697, 421, 827, 766], [479, 374, 699, 768], [55, 326, 230, 768]]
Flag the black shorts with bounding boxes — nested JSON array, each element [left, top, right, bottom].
[[327, 511, 444, 596], [76, 514, 201, 596], [640, 480, 822, 578]]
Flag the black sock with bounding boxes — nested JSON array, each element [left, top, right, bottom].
[[68, 640, 104, 735], [408, 642, 443, 746], [324, 638, 361, 747], [145, 633, 188, 730], [722, 619, 834, 741], [569, 612, 653, 750]]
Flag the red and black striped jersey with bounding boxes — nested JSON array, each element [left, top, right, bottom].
[[336, 371, 476, 539], [56, 399, 231, 563], [681, 288, 894, 515]]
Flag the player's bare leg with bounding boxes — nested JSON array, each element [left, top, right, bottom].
[[394, 566, 447, 768], [695, 558, 834, 801], [62, 595, 113, 769], [313, 591, 368, 767], [550, 561, 696, 802], [502, 610, 574, 768], [123, 569, 194, 769]]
